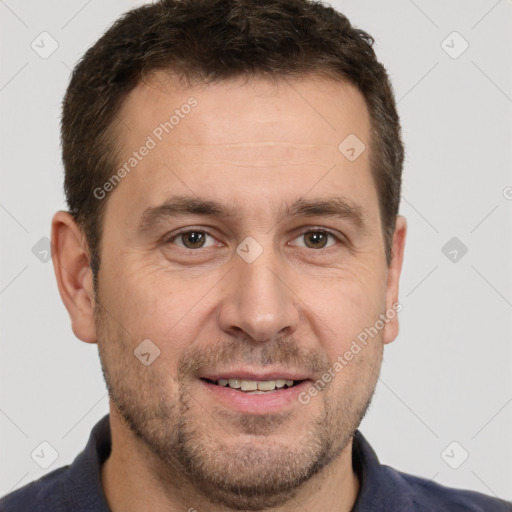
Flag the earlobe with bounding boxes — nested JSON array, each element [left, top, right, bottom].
[[383, 215, 407, 345], [51, 211, 98, 344]]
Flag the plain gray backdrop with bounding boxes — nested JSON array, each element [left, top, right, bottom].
[[1, 0, 511, 501]]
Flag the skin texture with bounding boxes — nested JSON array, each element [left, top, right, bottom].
[[52, 73, 407, 512]]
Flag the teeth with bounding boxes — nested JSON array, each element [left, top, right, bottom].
[[228, 378, 241, 388], [240, 380, 258, 391], [257, 380, 276, 391], [213, 378, 296, 391]]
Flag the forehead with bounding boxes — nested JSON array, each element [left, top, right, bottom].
[[120, 71, 370, 147], [105, 71, 376, 225]]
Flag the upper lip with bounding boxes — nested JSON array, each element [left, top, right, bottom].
[[200, 369, 312, 382]]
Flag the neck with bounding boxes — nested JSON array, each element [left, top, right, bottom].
[[101, 408, 360, 512]]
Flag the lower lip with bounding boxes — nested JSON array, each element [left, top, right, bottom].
[[199, 379, 311, 414]]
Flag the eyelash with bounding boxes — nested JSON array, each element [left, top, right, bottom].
[[163, 228, 344, 251]]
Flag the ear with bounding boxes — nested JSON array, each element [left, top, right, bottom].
[[383, 215, 407, 345], [51, 211, 97, 344]]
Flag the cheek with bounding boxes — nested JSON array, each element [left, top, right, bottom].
[[302, 264, 387, 350], [100, 257, 218, 350], [315, 285, 385, 404]]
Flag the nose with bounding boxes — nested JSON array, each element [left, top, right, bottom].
[[217, 247, 300, 343]]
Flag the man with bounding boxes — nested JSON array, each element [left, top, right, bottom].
[[1, 0, 510, 510]]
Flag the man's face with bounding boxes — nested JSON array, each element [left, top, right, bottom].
[[94, 73, 401, 509]]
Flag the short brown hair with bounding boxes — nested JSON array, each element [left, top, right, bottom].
[[62, 0, 404, 284]]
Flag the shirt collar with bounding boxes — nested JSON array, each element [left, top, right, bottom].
[[351, 429, 414, 511], [65, 414, 111, 511]]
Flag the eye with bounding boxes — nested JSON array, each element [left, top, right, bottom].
[[292, 230, 339, 249], [167, 230, 216, 249]]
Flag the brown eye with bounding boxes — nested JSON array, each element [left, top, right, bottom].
[[293, 230, 338, 249], [182, 231, 205, 248], [171, 230, 214, 249], [303, 231, 333, 249]]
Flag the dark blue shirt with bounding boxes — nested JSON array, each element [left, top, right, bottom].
[[1, 414, 510, 511]]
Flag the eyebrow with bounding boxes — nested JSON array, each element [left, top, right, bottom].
[[137, 195, 366, 232]]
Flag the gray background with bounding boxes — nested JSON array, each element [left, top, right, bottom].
[[1, 0, 511, 501]]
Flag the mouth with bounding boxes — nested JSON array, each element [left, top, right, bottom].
[[201, 377, 305, 394], [198, 373, 313, 414]]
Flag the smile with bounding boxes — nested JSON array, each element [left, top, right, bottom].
[[202, 378, 303, 393]]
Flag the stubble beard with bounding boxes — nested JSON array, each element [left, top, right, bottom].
[[95, 302, 381, 510]]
